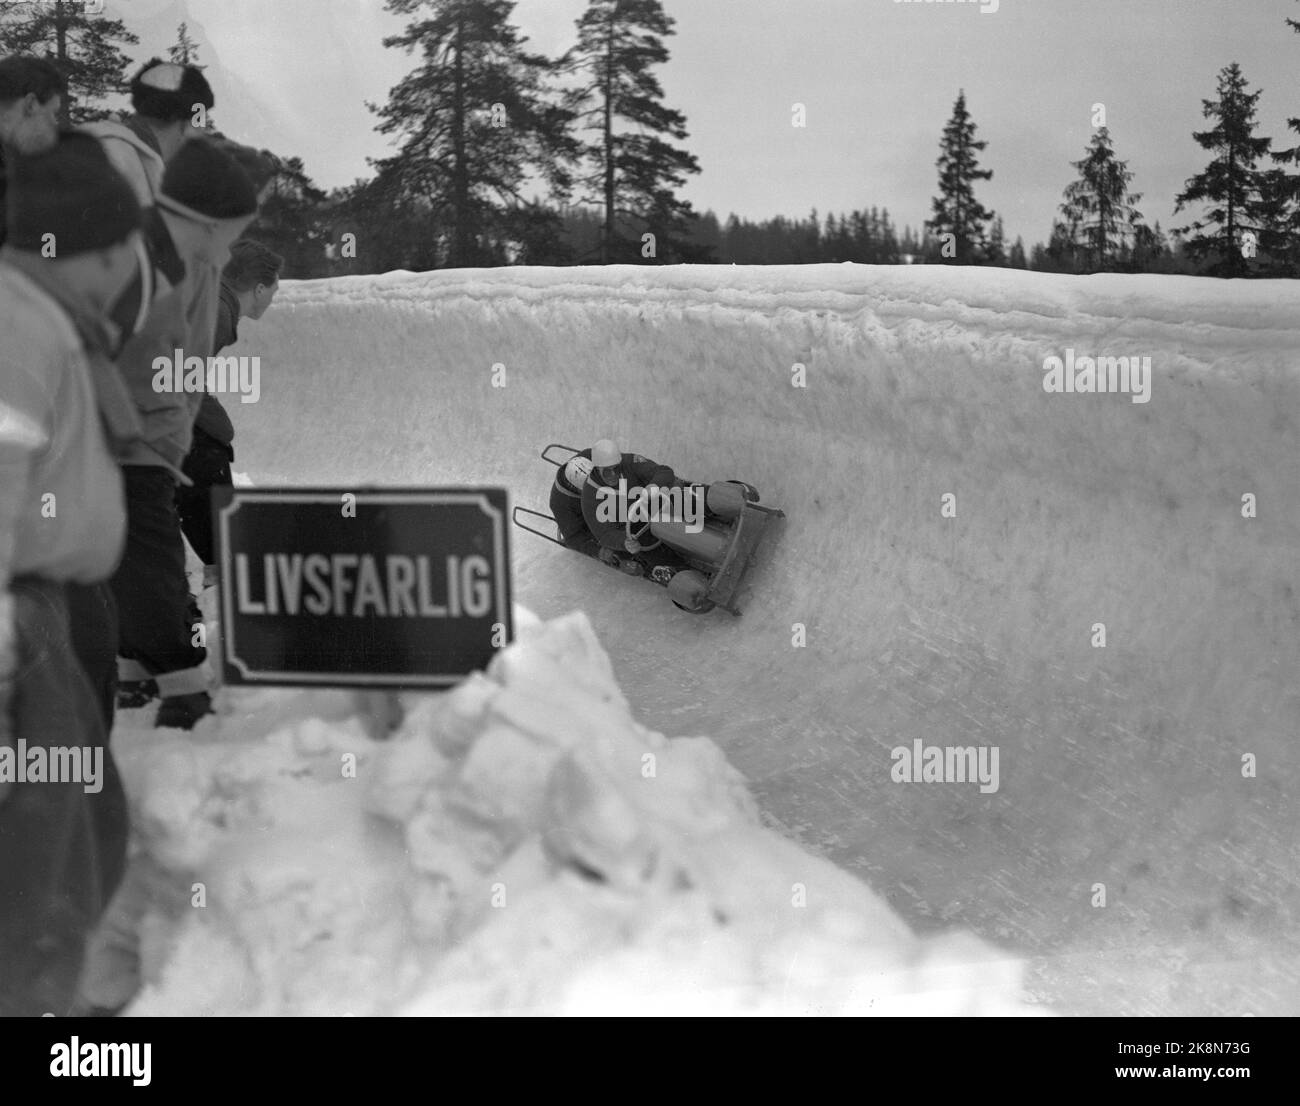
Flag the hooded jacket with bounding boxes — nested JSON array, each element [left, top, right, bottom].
[[79, 116, 165, 210], [0, 258, 128, 589]]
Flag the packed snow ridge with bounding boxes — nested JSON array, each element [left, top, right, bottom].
[[120, 607, 1044, 1016]]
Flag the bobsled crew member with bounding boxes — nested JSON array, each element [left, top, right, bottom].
[[550, 448, 602, 558], [580, 439, 694, 584]]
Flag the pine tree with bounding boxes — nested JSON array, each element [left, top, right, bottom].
[[1058, 127, 1145, 272], [686, 208, 721, 260], [1275, 2, 1300, 169], [562, 0, 701, 263], [251, 152, 329, 278], [1130, 220, 1168, 273], [0, 0, 138, 124], [985, 214, 1007, 266], [370, 0, 577, 269], [823, 212, 840, 261], [1265, 4, 1300, 273], [898, 224, 921, 263], [925, 90, 995, 264], [1008, 236, 1027, 269], [169, 21, 200, 65], [878, 208, 899, 264], [1173, 63, 1275, 277], [1043, 219, 1078, 273]]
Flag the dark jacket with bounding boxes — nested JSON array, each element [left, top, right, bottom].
[[581, 453, 677, 551], [191, 281, 240, 448], [213, 280, 239, 354], [549, 448, 596, 553]]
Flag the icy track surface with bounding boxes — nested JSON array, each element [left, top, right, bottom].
[[116, 264, 1297, 1015]]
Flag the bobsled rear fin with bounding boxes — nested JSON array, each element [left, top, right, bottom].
[[541, 443, 583, 468], [512, 505, 567, 546]]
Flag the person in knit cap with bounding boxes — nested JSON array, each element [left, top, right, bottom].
[[109, 136, 259, 730], [0, 132, 141, 1016]]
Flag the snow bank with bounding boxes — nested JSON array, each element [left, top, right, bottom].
[[118, 608, 1042, 1016]]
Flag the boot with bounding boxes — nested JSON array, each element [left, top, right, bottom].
[[155, 691, 213, 730], [116, 678, 159, 709]]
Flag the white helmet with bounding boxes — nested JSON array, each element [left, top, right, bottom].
[[591, 439, 620, 468], [564, 455, 593, 489]]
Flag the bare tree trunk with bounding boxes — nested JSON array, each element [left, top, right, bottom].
[[602, 13, 615, 264], [452, 16, 471, 267]]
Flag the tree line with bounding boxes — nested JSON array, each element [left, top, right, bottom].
[[6, 0, 1297, 278]]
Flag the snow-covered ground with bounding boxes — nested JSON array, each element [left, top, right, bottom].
[[109, 263, 1298, 1015]]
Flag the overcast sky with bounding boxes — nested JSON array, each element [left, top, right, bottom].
[[114, 0, 1300, 248]]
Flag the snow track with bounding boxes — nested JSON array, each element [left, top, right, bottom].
[[208, 264, 1299, 1013]]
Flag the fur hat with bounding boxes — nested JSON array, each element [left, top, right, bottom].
[[130, 58, 214, 123]]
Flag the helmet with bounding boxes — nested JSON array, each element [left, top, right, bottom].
[[563, 455, 593, 489], [591, 439, 620, 468]]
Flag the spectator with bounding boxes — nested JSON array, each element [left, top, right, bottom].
[[81, 58, 214, 208], [109, 138, 259, 730], [177, 239, 283, 574], [0, 55, 64, 246], [0, 133, 141, 1015]]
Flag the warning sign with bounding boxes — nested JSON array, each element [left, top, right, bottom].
[[213, 488, 513, 687]]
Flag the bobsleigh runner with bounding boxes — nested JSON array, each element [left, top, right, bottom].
[[512, 444, 785, 615]]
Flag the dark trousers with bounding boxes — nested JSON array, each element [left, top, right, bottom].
[[65, 581, 129, 898], [175, 428, 233, 567], [0, 578, 129, 1016], [110, 465, 208, 694]]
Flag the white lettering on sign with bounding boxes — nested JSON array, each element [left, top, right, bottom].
[[234, 553, 493, 618]]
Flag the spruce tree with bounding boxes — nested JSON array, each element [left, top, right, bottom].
[[925, 90, 995, 264], [985, 214, 1007, 266], [1043, 219, 1078, 273], [0, 0, 138, 124], [562, 0, 702, 263], [1265, 4, 1300, 272], [252, 152, 329, 278], [169, 22, 201, 65], [1130, 221, 1169, 273], [1173, 63, 1274, 277], [370, 0, 577, 269], [1058, 127, 1145, 272]]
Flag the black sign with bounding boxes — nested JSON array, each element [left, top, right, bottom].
[[212, 488, 513, 687]]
